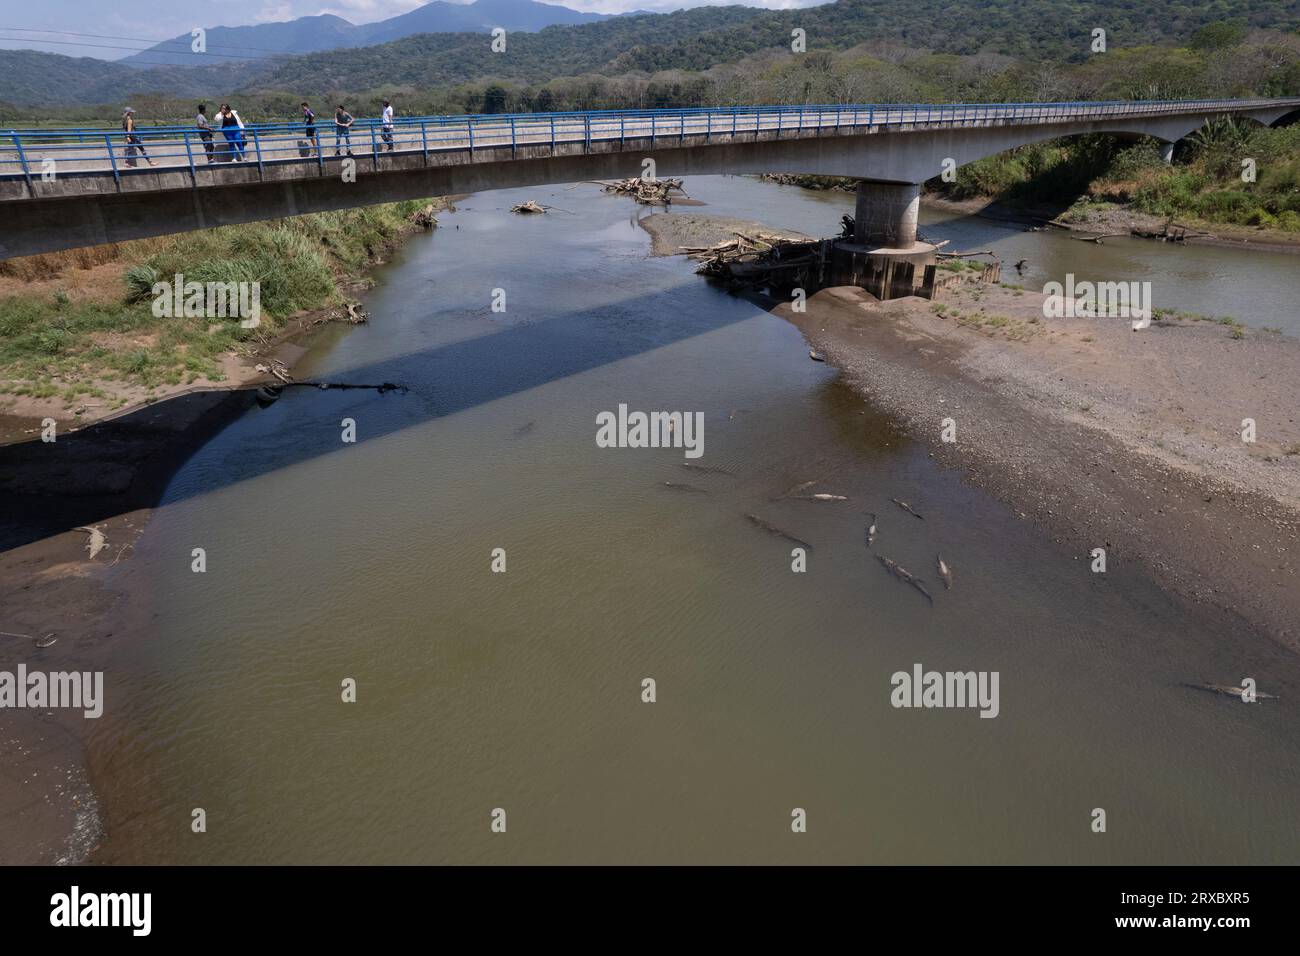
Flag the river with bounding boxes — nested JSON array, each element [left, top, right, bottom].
[[86, 175, 1300, 864]]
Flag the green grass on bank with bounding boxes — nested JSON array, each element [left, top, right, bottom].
[[0, 199, 432, 405], [929, 123, 1300, 232], [1126, 123, 1300, 229]]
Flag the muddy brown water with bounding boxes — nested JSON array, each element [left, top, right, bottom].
[[83, 176, 1300, 863]]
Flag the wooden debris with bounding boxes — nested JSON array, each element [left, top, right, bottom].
[[253, 360, 295, 384], [253, 361, 405, 395], [511, 200, 547, 214], [685, 231, 820, 281], [1071, 232, 1128, 244], [601, 177, 688, 205], [345, 302, 368, 324], [409, 204, 439, 228]]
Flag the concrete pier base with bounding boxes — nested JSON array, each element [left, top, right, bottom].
[[829, 241, 936, 299], [843, 180, 937, 299]]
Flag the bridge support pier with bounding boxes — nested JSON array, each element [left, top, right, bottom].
[[1160, 142, 1175, 164], [828, 180, 936, 301], [853, 181, 921, 248]]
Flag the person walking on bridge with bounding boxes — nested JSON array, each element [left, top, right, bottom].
[[218, 104, 246, 161], [196, 105, 216, 164], [121, 108, 157, 168], [302, 102, 317, 158], [381, 99, 395, 152], [334, 105, 355, 157]]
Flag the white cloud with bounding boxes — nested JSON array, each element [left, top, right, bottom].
[[318, 0, 431, 24], [255, 2, 297, 22]]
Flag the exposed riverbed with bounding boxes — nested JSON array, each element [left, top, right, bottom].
[[5, 175, 1300, 864]]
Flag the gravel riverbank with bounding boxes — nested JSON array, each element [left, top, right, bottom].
[[642, 210, 1300, 651]]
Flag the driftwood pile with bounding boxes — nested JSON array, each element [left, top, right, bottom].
[[682, 231, 819, 280], [1041, 215, 1212, 245], [408, 204, 439, 228], [510, 200, 546, 214], [602, 177, 688, 205], [303, 301, 369, 329]]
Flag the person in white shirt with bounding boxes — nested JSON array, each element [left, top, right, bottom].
[[381, 100, 395, 152]]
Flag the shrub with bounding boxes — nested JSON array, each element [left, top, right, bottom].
[[123, 264, 160, 303]]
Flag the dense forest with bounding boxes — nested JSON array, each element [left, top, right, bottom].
[[2, 0, 1299, 122]]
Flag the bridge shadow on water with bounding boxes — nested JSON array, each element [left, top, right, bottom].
[[0, 278, 781, 553]]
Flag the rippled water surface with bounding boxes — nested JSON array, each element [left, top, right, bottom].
[[89, 177, 1300, 863]]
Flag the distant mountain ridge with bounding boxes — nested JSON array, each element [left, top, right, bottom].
[[1, 1, 1297, 111], [120, 0, 610, 67]]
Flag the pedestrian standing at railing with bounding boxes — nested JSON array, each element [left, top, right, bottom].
[[121, 108, 157, 168], [302, 102, 317, 157], [196, 105, 216, 164], [381, 100, 395, 152], [219, 104, 246, 161], [334, 105, 354, 156]]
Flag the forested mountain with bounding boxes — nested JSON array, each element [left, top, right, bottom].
[[119, 15, 358, 68], [0, 0, 1297, 116], [247, 0, 1300, 89], [120, 0, 610, 68], [0, 50, 252, 109]]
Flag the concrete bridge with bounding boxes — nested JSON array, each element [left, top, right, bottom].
[[2, 98, 1298, 260]]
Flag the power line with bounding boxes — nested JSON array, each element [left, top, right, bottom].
[[0, 34, 289, 61], [0, 26, 317, 57]]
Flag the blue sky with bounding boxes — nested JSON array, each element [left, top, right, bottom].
[[0, 0, 827, 59]]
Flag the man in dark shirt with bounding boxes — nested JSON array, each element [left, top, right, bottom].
[[196, 105, 215, 164], [302, 102, 316, 158], [334, 105, 354, 157]]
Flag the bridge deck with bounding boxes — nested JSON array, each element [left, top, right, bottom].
[[3, 99, 1295, 194]]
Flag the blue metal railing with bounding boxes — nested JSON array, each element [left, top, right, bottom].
[[2, 98, 1297, 193]]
